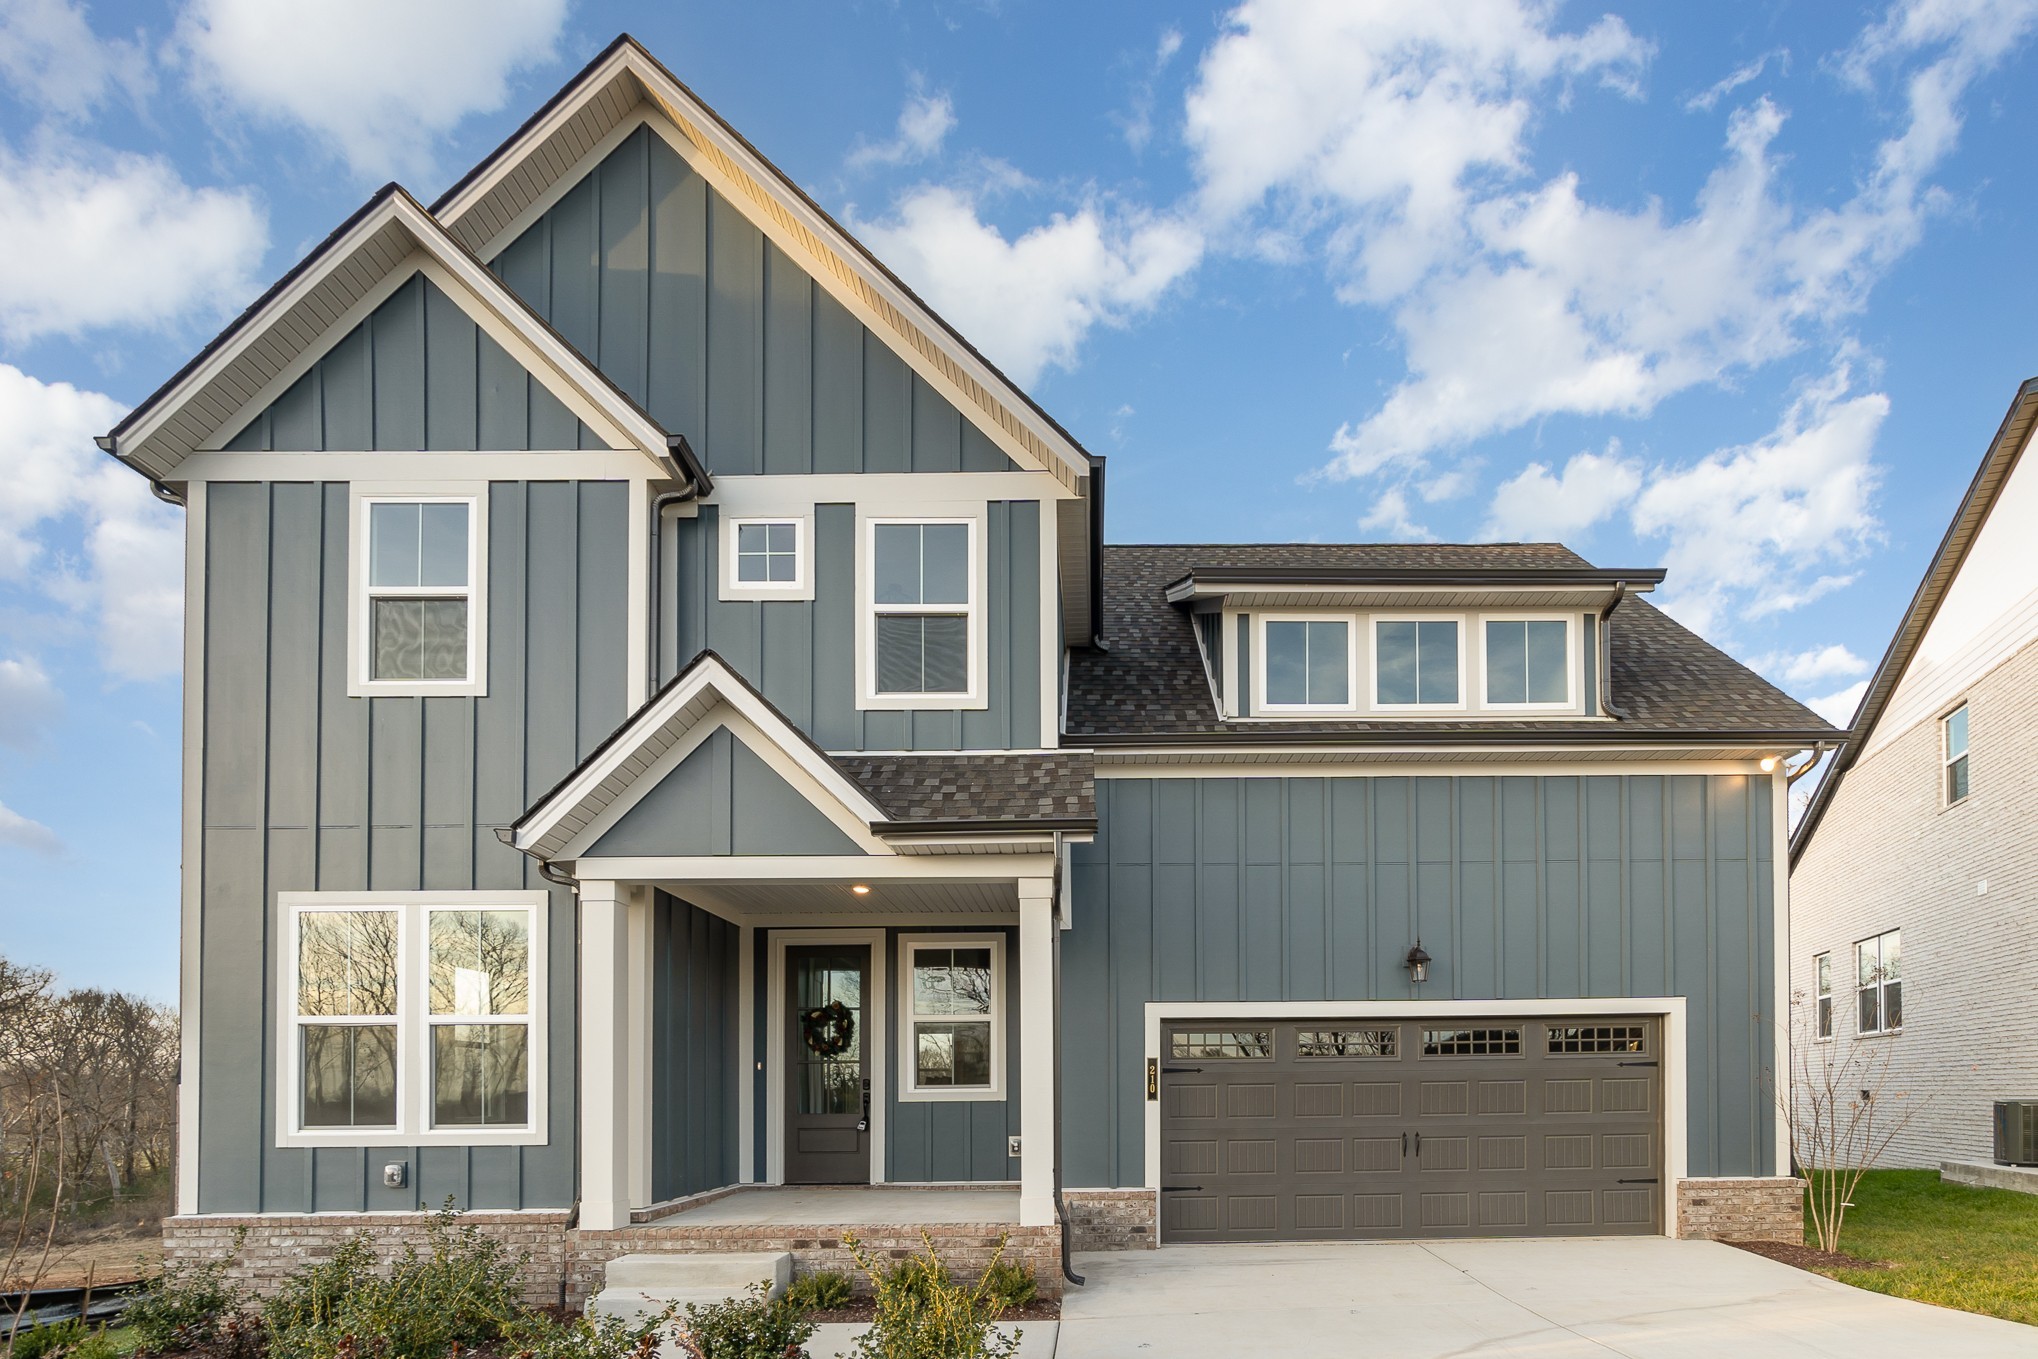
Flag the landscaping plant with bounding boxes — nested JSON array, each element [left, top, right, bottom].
[[500, 1305, 673, 1359], [782, 1271, 853, 1314], [126, 1237, 252, 1356], [839, 1233, 1018, 1359], [977, 1262, 1035, 1312], [1784, 1002, 1925, 1252], [671, 1282, 813, 1359]]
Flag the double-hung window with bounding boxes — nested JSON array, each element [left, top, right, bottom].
[[1944, 704, 1971, 804], [1374, 618, 1462, 707], [1813, 952, 1833, 1040], [1262, 618, 1353, 710], [867, 519, 976, 702], [1855, 929, 1902, 1035], [1483, 617, 1570, 707], [353, 493, 486, 696], [723, 517, 810, 600], [281, 892, 545, 1145], [899, 936, 1003, 1100]]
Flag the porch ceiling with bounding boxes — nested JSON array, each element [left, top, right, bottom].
[[659, 877, 1018, 919]]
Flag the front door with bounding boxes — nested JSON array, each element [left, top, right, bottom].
[[784, 944, 872, 1183]]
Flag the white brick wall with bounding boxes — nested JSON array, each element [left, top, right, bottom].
[[1791, 634, 2038, 1166]]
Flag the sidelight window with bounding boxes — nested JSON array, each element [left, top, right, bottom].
[[1814, 952, 1833, 1040], [899, 936, 1003, 1100], [1944, 704, 1970, 804]]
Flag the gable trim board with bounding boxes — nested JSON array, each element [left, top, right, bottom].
[[98, 187, 700, 488], [1792, 377, 2038, 866], [429, 36, 1094, 498]]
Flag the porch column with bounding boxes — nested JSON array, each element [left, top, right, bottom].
[[580, 878, 633, 1231], [1018, 875, 1057, 1227]]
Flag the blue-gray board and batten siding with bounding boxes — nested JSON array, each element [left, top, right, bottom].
[[494, 124, 1016, 478], [652, 893, 741, 1203], [665, 503, 1042, 752], [196, 480, 631, 1213], [222, 274, 604, 453], [1061, 774, 1779, 1189], [589, 727, 864, 859]]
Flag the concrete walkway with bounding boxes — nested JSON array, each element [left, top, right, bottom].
[[1058, 1237, 2036, 1357]]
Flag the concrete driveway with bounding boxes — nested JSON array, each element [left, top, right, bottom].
[[1057, 1238, 2034, 1357]]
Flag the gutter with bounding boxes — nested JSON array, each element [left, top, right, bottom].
[[1077, 726, 1841, 749], [93, 436, 186, 508], [871, 816, 1098, 836]]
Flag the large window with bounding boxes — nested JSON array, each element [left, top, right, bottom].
[[1483, 617, 1570, 706], [867, 520, 976, 701], [1814, 952, 1833, 1040], [1944, 704, 1970, 804], [280, 892, 545, 1144], [352, 493, 486, 696], [1262, 618, 1352, 709], [1375, 618, 1461, 706], [898, 936, 1003, 1100], [1856, 929, 1902, 1035]]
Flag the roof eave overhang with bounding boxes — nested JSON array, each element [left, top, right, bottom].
[[871, 817, 1098, 835], [1080, 728, 1833, 750], [1162, 567, 1667, 607]]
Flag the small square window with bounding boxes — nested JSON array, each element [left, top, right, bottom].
[[728, 518, 806, 594]]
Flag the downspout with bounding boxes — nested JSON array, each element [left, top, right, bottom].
[[647, 434, 710, 697], [1086, 460, 1108, 651], [94, 436, 186, 507], [1786, 742, 1831, 784], [1050, 831, 1085, 1287], [1598, 582, 1630, 719]]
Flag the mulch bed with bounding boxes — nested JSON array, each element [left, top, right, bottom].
[[804, 1299, 1060, 1323], [1726, 1239, 1893, 1272]]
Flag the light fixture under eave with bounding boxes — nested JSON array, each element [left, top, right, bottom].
[[850, 884, 871, 895], [1760, 755, 1779, 773]]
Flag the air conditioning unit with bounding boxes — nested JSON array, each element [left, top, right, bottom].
[[1994, 1100, 2038, 1166]]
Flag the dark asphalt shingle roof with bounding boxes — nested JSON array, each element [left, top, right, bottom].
[[839, 752, 1096, 825], [1065, 543, 1833, 740]]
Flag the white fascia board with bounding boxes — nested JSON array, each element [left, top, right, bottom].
[[1094, 756, 1787, 779], [435, 49, 1091, 492], [514, 656, 893, 855]]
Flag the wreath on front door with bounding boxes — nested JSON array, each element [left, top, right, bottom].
[[800, 1000, 856, 1057]]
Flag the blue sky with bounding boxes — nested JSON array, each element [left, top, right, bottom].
[[2, 0, 2035, 1000]]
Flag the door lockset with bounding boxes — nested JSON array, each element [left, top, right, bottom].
[[857, 1076, 871, 1132]]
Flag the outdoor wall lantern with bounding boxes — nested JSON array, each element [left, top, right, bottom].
[[1404, 940, 1432, 984]]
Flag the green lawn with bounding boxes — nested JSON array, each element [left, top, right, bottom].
[[1818, 1169, 2038, 1325]]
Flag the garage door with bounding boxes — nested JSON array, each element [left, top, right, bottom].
[[1160, 1017, 1663, 1242]]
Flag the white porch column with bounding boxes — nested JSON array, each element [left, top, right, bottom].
[[579, 879, 634, 1230], [1018, 876, 1058, 1227], [626, 886, 655, 1210]]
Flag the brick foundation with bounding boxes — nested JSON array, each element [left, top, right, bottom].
[[1061, 1189, 1155, 1252], [1675, 1177, 1805, 1242], [163, 1211, 1061, 1311]]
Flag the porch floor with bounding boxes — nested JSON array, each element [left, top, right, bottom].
[[647, 1185, 1022, 1227]]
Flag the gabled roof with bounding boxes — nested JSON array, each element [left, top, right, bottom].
[[428, 33, 1096, 497], [1791, 377, 2038, 865], [99, 184, 708, 489], [1067, 543, 1837, 745]]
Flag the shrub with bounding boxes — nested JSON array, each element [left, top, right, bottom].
[[672, 1283, 813, 1359], [782, 1271, 854, 1314], [126, 1241, 250, 1356], [7, 1317, 88, 1359], [263, 1204, 527, 1359], [840, 1233, 1018, 1359], [500, 1305, 671, 1359], [978, 1262, 1036, 1312]]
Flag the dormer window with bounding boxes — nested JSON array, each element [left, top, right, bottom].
[[1373, 618, 1461, 707], [1482, 617, 1571, 707], [1261, 618, 1353, 710]]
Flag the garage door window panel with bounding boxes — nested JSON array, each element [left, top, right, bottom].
[[1295, 1028, 1398, 1058], [1421, 1027, 1522, 1056], [1172, 1031, 1272, 1059]]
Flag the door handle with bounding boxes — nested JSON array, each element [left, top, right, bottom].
[[1413, 1132, 1421, 1157], [858, 1077, 870, 1132], [1402, 1132, 1408, 1157]]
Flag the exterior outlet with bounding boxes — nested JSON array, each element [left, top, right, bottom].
[[382, 1162, 408, 1189], [1008, 1136, 1022, 1159]]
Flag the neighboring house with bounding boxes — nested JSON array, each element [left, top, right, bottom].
[[103, 37, 1835, 1299], [1791, 378, 2038, 1168]]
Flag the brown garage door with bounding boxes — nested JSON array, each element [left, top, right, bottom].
[[1160, 1017, 1663, 1242]]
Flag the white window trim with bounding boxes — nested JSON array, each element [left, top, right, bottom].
[[858, 515, 987, 711], [348, 486, 489, 698], [276, 890, 549, 1148], [721, 514, 813, 602], [897, 933, 1007, 1103], [1477, 612, 1578, 711], [1369, 613, 1468, 712], [1813, 951, 1833, 1043], [1942, 703, 1970, 807], [1854, 928, 1901, 1037], [1254, 613, 1360, 715]]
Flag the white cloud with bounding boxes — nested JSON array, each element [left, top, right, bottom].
[[0, 798, 60, 855], [1685, 49, 1788, 113], [1757, 643, 1872, 686], [0, 655, 60, 750], [849, 89, 957, 171], [1359, 486, 1434, 540], [1807, 679, 1869, 727], [0, 139, 266, 344], [175, 0, 568, 180], [1630, 368, 1886, 637], [0, 364, 182, 680], [853, 186, 1202, 387], [1116, 26, 1185, 153], [0, 0, 152, 117], [1483, 445, 1641, 541]]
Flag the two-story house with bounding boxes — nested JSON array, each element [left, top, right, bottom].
[[1791, 378, 2038, 1170], [106, 37, 1834, 1302]]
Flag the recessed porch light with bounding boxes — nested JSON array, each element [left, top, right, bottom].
[[851, 884, 871, 895]]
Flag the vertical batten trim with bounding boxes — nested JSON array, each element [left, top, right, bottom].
[[626, 478, 649, 708], [737, 922, 755, 1182], [178, 483, 207, 1215], [1769, 766, 1790, 1177]]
